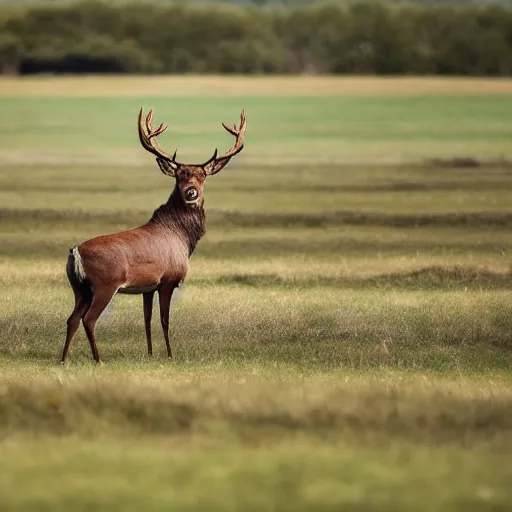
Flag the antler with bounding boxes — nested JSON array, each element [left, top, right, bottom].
[[138, 108, 183, 176], [203, 109, 247, 176]]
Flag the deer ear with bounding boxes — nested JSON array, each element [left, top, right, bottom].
[[156, 158, 177, 177], [204, 159, 230, 176]]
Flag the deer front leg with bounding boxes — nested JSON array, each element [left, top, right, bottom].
[[158, 282, 177, 359], [143, 291, 155, 356]]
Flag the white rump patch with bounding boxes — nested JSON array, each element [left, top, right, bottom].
[[72, 247, 87, 282]]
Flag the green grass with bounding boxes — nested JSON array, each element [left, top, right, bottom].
[[1, 91, 512, 165], [1, 371, 512, 510], [1, 76, 512, 510], [2, 437, 511, 512]]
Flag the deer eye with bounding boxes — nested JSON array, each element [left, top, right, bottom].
[[185, 187, 198, 201]]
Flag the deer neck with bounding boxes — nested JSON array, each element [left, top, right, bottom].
[[148, 187, 206, 256]]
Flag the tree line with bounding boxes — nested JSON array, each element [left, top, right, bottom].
[[0, 1, 511, 75]]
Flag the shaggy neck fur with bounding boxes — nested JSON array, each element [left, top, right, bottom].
[[148, 186, 206, 256]]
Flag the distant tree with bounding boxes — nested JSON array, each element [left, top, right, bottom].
[[0, 1, 511, 75], [0, 32, 22, 74]]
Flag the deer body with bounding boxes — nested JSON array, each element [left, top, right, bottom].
[[61, 108, 246, 363], [77, 189, 205, 294]]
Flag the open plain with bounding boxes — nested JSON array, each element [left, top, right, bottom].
[[1, 76, 512, 510]]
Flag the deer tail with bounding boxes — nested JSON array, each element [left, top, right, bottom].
[[66, 246, 92, 302]]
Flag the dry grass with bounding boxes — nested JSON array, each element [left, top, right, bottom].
[[0, 371, 511, 446], [2, 280, 512, 374], [1, 75, 512, 97], [1, 76, 512, 509]]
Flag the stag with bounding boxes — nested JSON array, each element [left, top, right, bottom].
[[60, 107, 246, 363]]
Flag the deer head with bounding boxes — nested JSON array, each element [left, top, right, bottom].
[[138, 108, 246, 207]]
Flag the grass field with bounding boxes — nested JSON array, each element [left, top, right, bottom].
[[1, 76, 512, 510]]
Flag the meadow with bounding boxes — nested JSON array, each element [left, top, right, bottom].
[[1, 76, 512, 510]]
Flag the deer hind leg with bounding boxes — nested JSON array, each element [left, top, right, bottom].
[[61, 295, 91, 363], [143, 291, 155, 356], [82, 286, 118, 363], [158, 282, 178, 360]]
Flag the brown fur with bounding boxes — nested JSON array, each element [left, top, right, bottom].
[[60, 109, 245, 363]]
